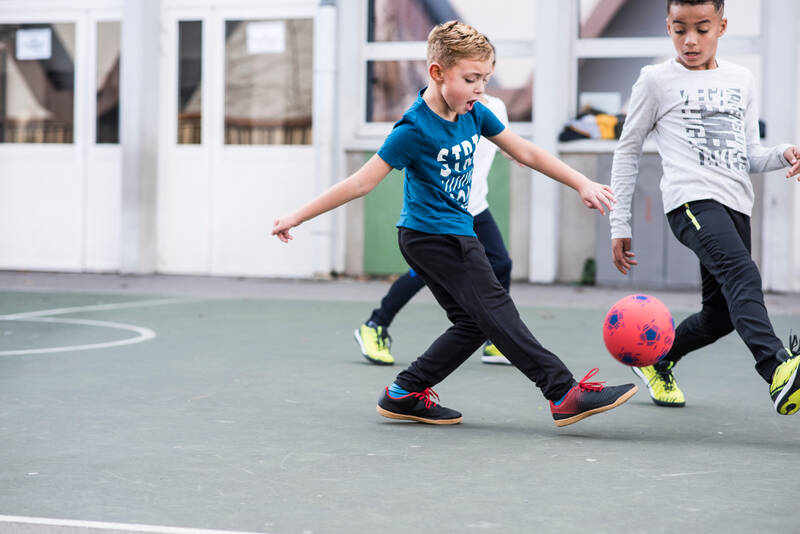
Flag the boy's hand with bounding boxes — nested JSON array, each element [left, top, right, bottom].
[[272, 214, 301, 243], [785, 146, 800, 180], [612, 238, 638, 275], [579, 181, 616, 216]]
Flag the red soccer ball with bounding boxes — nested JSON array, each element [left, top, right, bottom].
[[603, 294, 675, 367]]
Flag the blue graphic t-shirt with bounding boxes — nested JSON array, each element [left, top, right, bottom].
[[377, 88, 506, 236]]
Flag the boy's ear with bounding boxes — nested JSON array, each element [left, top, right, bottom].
[[429, 62, 445, 83], [718, 17, 727, 36]]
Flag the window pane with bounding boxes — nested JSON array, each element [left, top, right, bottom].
[[577, 57, 662, 115], [492, 57, 533, 122], [366, 60, 427, 122], [178, 20, 202, 144], [368, 0, 536, 41], [579, 0, 666, 38], [576, 55, 762, 116], [367, 58, 533, 123], [579, 0, 760, 38], [0, 23, 75, 143], [224, 19, 313, 145], [96, 21, 120, 144]]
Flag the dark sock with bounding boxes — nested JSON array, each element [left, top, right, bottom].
[[654, 360, 673, 372]]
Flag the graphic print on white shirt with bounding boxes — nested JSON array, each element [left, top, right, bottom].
[[609, 58, 792, 240], [680, 87, 747, 171]]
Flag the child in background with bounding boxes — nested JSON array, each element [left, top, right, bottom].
[[274, 21, 637, 427], [609, 0, 800, 412]]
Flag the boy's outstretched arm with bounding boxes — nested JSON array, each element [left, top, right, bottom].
[[272, 154, 392, 243], [488, 129, 615, 216]]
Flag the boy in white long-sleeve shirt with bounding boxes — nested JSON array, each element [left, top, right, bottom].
[[609, 0, 800, 413]]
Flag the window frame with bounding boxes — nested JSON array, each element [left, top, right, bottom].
[[565, 0, 765, 153], [0, 17, 78, 145], [222, 17, 315, 146], [571, 0, 764, 121], [214, 3, 316, 150], [355, 1, 537, 146]]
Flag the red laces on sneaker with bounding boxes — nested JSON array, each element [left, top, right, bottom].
[[413, 388, 440, 408], [578, 368, 605, 392]]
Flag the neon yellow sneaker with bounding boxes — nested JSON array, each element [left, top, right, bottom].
[[354, 323, 394, 365], [632, 361, 685, 407], [770, 335, 800, 415], [481, 343, 511, 365]]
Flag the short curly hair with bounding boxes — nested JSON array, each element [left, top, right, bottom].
[[426, 20, 494, 69], [667, 0, 724, 14]]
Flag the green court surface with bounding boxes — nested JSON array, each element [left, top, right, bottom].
[[0, 273, 799, 534]]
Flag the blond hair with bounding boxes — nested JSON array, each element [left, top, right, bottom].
[[426, 20, 494, 69]]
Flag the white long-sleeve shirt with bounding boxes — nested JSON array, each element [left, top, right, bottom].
[[610, 58, 791, 239], [467, 95, 509, 216]]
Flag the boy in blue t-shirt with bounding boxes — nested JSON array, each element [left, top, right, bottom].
[[354, 93, 514, 367], [273, 21, 638, 427]]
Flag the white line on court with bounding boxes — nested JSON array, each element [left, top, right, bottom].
[[0, 318, 155, 356], [0, 297, 196, 320], [0, 515, 269, 534], [0, 297, 197, 356], [656, 470, 717, 478]]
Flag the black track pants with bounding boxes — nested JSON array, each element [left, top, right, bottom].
[[665, 200, 783, 382], [392, 227, 574, 401]]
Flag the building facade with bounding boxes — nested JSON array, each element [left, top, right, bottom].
[[0, 0, 798, 290]]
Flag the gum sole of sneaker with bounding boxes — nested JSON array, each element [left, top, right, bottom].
[[775, 366, 800, 415], [353, 329, 394, 366], [376, 405, 462, 425], [553, 385, 638, 427], [631, 367, 685, 407]]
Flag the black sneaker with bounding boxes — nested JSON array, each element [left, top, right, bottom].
[[376, 387, 462, 424], [550, 368, 638, 427]]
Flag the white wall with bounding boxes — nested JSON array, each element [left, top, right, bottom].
[[1, 0, 797, 287], [85, 146, 122, 270], [795, 3, 800, 291], [0, 147, 85, 270], [760, 0, 799, 292], [0, 3, 123, 273]]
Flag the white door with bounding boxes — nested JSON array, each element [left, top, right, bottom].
[[0, 3, 123, 271], [159, 1, 319, 277]]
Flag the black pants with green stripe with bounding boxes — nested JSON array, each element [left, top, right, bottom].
[[665, 199, 783, 382]]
